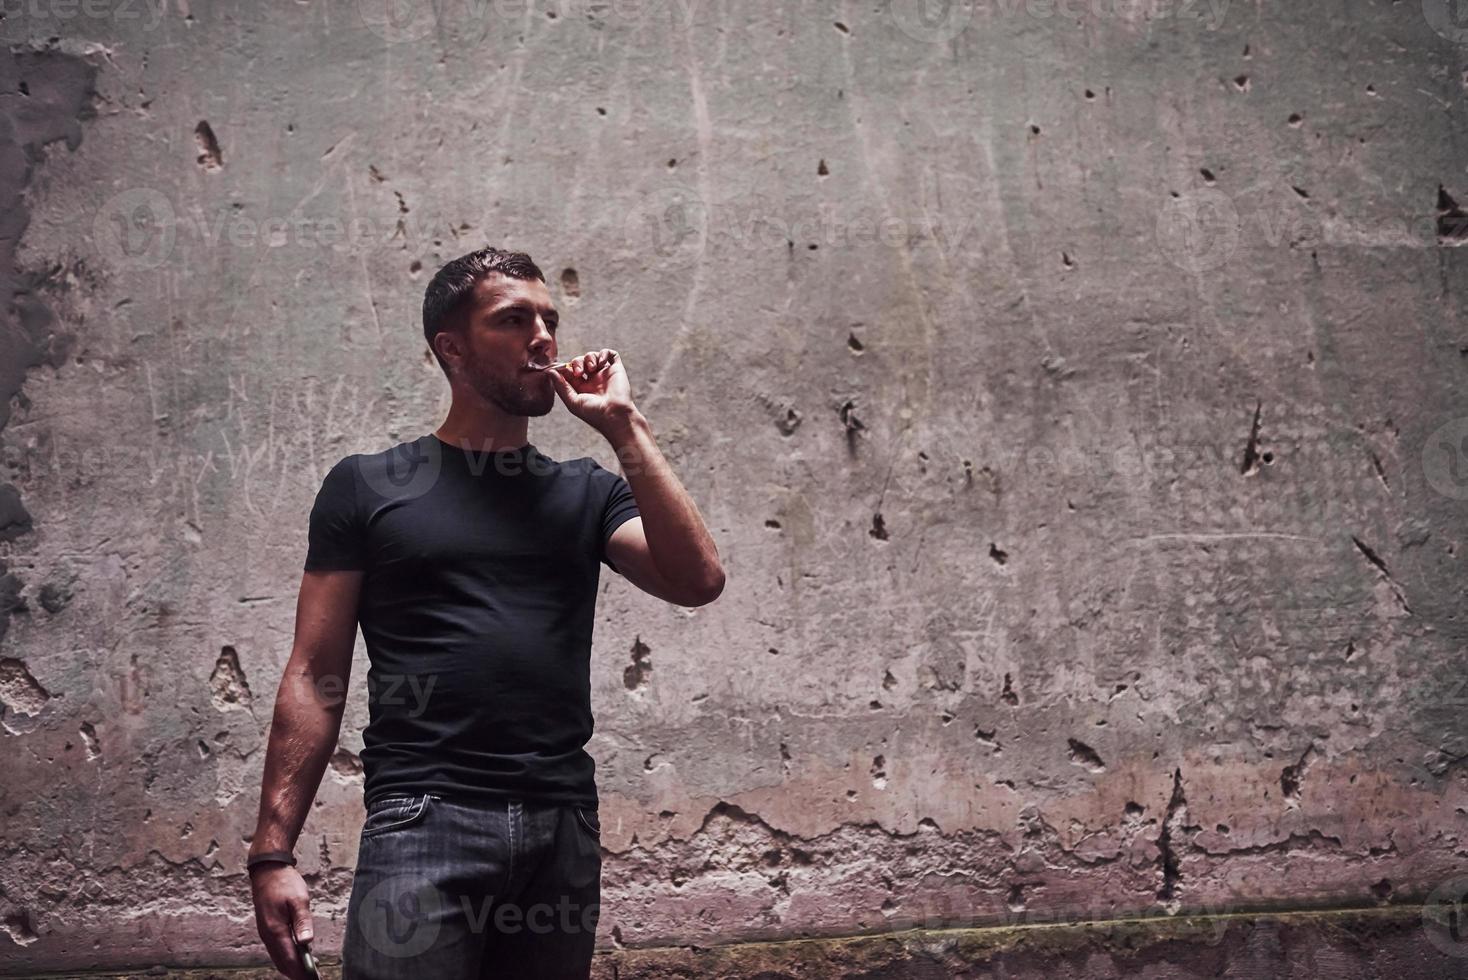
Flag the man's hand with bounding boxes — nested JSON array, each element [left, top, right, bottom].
[[546, 348, 637, 434], [251, 864, 314, 979]]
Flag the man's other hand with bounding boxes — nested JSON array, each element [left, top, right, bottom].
[[251, 863, 314, 979]]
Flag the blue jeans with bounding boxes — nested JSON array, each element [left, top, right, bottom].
[[341, 794, 602, 979]]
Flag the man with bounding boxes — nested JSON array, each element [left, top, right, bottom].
[[247, 247, 725, 979]]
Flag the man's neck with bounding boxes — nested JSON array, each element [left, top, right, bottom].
[[433, 409, 530, 453], [432, 428, 531, 453]]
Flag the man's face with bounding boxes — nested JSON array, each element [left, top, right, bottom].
[[449, 273, 559, 417]]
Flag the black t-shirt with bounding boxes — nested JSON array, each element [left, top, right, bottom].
[[303, 432, 640, 807]]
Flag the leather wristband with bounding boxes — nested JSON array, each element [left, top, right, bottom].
[[246, 850, 297, 872]]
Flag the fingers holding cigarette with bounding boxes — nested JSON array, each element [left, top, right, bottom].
[[545, 349, 618, 381]]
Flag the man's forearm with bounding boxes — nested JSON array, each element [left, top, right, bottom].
[[600, 408, 724, 595], [249, 661, 346, 857]]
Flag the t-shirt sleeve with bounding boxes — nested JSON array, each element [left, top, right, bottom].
[[304, 456, 368, 571], [595, 462, 641, 575]]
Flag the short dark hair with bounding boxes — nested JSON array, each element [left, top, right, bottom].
[[422, 247, 545, 373]]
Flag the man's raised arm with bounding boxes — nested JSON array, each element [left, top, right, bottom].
[[545, 347, 726, 606]]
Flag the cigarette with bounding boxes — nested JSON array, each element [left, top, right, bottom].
[[539, 351, 618, 372]]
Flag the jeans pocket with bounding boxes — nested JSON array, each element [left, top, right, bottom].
[[361, 793, 434, 839], [573, 805, 601, 839]]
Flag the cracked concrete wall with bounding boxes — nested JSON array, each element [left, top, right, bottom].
[[2, 0, 1467, 973]]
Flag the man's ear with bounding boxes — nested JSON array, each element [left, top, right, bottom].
[[433, 328, 461, 374]]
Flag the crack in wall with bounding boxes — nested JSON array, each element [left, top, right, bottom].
[[1349, 535, 1413, 615], [1155, 768, 1187, 906]]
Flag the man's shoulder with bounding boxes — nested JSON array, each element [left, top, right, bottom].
[[322, 436, 415, 470], [540, 452, 605, 475], [329, 436, 439, 502], [319, 438, 424, 482], [551, 455, 626, 493]]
